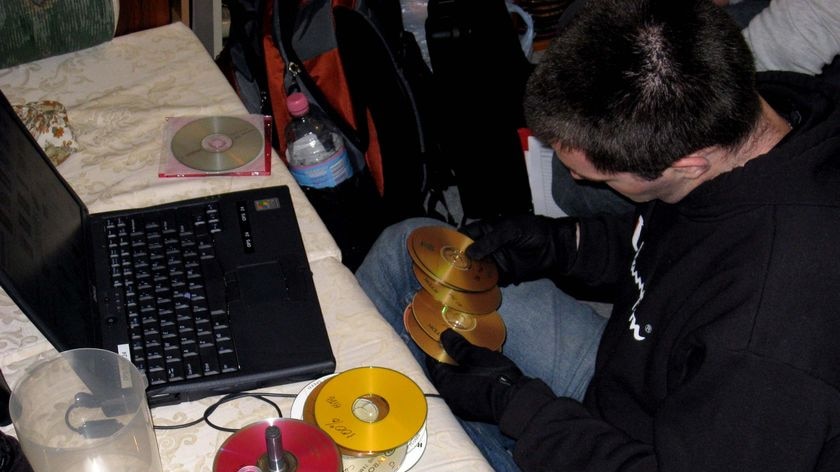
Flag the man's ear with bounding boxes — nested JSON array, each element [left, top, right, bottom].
[[669, 150, 713, 180]]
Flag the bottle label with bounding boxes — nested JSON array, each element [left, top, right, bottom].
[[289, 147, 354, 189]]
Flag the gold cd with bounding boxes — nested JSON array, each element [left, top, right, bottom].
[[171, 116, 263, 171], [300, 378, 411, 464], [404, 304, 456, 365], [407, 226, 499, 293], [412, 289, 506, 351], [301, 381, 327, 426], [302, 381, 372, 458], [413, 264, 501, 315], [312, 366, 427, 454]]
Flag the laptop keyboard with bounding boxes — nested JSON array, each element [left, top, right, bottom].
[[105, 203, 240, 385]]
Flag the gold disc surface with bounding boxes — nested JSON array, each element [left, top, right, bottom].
[[407, 226, 498, 292], [403, 304, 456, 365], [171, 116, 262, 171], [301, 381, 327, 426], [413, 264, 501, 315], [412, 289, 506, 351], [302, 381, 398, 459], [312, 366, 427, 454]]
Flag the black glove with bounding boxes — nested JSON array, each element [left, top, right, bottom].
[[427, 330, 529, 424], [0, 431, 32, 472], [461, 214, 579, 286]]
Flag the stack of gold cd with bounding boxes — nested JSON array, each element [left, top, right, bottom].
[[405, 226, 507, 364], [297, 367, 428, 472]]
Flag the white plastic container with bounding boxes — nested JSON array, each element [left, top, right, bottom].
[[10, 348, 162, 472]]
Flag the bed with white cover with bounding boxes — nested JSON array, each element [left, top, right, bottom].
[[0, 13, 492, 472]]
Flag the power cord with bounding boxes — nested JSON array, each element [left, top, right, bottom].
[[153, 392, 297, 433], [151, 391, 444, 432]]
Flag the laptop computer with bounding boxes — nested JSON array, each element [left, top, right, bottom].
[[0, 91, 335, 407]]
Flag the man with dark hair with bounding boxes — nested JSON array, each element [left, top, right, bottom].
[[527, 0, 761, 181], [355, 0, 840, 470], [550, 0, 840, 220]]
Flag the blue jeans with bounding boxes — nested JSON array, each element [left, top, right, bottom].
[[355, 218, 607, 471]]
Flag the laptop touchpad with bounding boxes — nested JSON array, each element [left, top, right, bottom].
[[234, 261, 289, 302]]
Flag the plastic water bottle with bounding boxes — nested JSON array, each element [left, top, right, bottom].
[[284, 92, 354, 188]]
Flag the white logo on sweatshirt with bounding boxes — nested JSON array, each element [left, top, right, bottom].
[[629, 216, 647, 341]]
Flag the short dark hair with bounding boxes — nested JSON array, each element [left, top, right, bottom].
[[525, 0, 761, 179]]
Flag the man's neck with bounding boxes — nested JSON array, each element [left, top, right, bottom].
[[661, 97, 792, 203], [728, 97, 792, 169]]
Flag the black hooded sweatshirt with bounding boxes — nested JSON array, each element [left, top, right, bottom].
[[499, 72, 840, 472]]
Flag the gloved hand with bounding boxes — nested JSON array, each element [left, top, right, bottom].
[[427, 330, 529, 424], [0, 430, 32, 472], [461, 214, 579, 286]]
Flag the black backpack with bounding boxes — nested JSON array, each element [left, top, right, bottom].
[[220, 0, 537, 265], [426, 0, 536, 221], [220, 0, 455, 270]]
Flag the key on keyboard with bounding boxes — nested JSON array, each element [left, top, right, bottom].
[[106, 203, 239, 384]]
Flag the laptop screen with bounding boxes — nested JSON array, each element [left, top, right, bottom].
[[0, 92, 94, 350]]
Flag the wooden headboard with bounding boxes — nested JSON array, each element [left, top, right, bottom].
[[115, 0, 172, 36]]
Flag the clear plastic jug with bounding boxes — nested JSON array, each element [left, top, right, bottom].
[[9, 348, 162, 472]]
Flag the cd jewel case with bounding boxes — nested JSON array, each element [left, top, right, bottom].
[[158, 114, 272, 177]]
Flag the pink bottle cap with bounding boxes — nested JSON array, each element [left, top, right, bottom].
[[286, 92, 310, 116]]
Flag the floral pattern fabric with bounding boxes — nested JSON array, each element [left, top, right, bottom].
[[13, 100, 79, 166]]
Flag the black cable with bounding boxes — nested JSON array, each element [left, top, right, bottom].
[[152, 391, 443, 432], [152, 416, 206, 431], [64, 403, 82, 435], [203, 393, 283, 433], [65, 402, 124, 438], [152, 391, 297, 432]]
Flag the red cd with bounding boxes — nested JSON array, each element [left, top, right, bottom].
[[213, 418, 342, 472]]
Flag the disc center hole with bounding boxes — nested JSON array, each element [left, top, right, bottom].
[[440, 246, 471, 270], [441, 307, 477, 331], [352, 394, 390, 423], [201, 133, 234, 153]]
